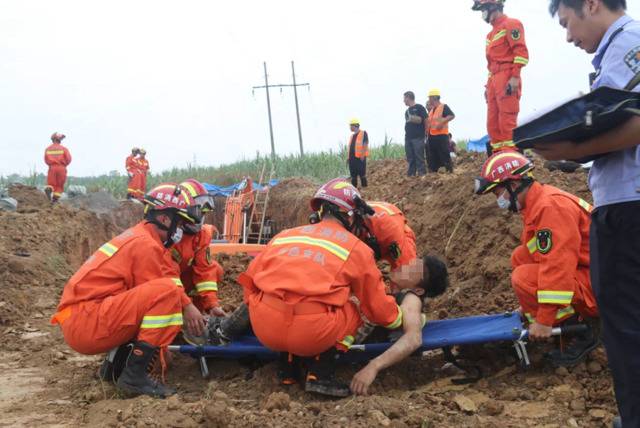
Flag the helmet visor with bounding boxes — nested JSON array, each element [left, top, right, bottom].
[[473, 177, 499, 195], [195, 194, 215, 212]]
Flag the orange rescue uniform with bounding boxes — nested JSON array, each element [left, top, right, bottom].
[[44, 142, 72, 199], [170, 224, 223, 312], [365, 202, 417, 270], [51, 221, 191, 354], [485, 14, 529, 152], [138, 158, 150, 195], [511, 182, 598, 326], [125, 155, 140, 198], [239, 220, 403, 357]]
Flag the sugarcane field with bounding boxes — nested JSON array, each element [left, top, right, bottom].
[[2, 1, 640, 427]]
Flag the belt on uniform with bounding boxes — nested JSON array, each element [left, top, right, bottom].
[[259, 293, 331, 316], [488, 63, 515, 76]]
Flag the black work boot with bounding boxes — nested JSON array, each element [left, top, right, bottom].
[[361, 176, 368, 188], [278, 353, 300, 386], [304, 349, 350, 398], [116, 341, 176, 398], [546, 317, 601, 367], [98, 343, 132, 383], [208, 303, 251, 345]]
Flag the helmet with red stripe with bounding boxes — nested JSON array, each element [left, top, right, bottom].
[[143, 183, 197, 247], [179, 178, 215, 234], [474, 152, 534, 195]]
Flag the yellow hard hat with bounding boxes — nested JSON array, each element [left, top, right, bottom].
[[428, 89, 441, 97], [349, 118, 360, 126]]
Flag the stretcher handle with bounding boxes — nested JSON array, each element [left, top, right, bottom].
[[555, 324, 588, 336]]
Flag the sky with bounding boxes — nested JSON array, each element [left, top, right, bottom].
[[2, 0, 640, 177]]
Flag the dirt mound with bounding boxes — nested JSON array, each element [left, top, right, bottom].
[[267, 177, 318, 231], [8, 183, 50, 212]]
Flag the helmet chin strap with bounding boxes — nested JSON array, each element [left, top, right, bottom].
[[145, 211, 181, 247], [504, 179, 532, 213], [482, 6, 499, 23]]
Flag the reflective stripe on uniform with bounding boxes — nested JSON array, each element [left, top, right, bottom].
[[385, 305, 403, 329], [46, 150, 65, 155], [578, 198, 593, 213], [524, 313, 535, 323], [490, 140, 516, 150], [555, 305, 575, 320], [98, 242, 118, 257], [140, 312, 183, 329], [195, 281, 218, 293], [527, 237, 537, 254], [272, 236, 350, 261], [492, 30, 507, 43], [172, 278, 184, 287], [368, 202, 396, 215], [338, 335, 354, 349], [537, 290, 574, 305], [513, 56, 529, 65]]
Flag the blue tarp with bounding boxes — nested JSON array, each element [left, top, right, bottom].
[[203, 179, 280, 197], [174, 312, 523, 362], [467, 135, 489, 153]]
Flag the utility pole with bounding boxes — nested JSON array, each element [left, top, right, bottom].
[[291, 61, 304, 156], [252, 61, 310, 158]]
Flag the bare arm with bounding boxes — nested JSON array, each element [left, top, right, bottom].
[[534, 115, 640, 160], [350, 293, 423, 395]]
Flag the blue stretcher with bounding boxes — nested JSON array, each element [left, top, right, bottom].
[[169, 312, 534, 379]]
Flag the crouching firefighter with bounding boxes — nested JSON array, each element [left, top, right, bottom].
[[474, 152, 600, 366], [211, 179, 403, 397], [50, 183, 206, 398]]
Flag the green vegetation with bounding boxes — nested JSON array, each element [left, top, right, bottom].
[[2, 138, 467, 197]]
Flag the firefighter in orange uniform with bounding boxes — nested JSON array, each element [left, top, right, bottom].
[[51, 183, 207, 398], [239, 178, 402, 397], [472, 0, 529, 154], [347, 118, 369, 188], [475, 152, 600, 366], [126, 147, 141, 199], [44, 132, 72, 203], [138, 148, 150, 196], [171, 179, 226, 328]]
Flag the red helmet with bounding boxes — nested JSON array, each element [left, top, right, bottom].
[[179, 179, 215, 234], [471, 0, 504, 10], [474, 152, 534, 195], [143, 183, 196, 223], [310, 178, 363, 212]]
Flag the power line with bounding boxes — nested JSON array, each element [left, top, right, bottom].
[[252, 61, 310, 158]]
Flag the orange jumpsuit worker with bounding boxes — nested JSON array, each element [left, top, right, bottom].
[[126, 147, 140, 199], [44, 132, 72, 203], [138, 149, 150, 195], [364, 201, 417, 271], [239, 178, 402, 398], [50, 183, 205, 398], [475, 152, 599, 366], [472, 0, 529, 154], [171, 179, 225, 319]]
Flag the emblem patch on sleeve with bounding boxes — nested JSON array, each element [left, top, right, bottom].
[[624, 46, 640, 74], [536, 230, 552, 254], [511, 29, 521, 41]]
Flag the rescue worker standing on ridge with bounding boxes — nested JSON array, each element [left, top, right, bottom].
[[138, 149, 150, 198], [44, 132, 72, 203], [126, 147, 140, 200], [472, 0, 529, 155], [474, 152, 600, 366], [425, 90, 455, 173], [404, 91, 428, 176], [51, 183, 206, 398], [238, 178, 403, 397], [347, 118, 369, 188]]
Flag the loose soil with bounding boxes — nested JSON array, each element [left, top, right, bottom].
[[0, 155, 617, 427]]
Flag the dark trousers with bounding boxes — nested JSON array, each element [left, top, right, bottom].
[[405, 137, 426, 176], [427, 135, 453, 173], [348, 157, 367, 188], [590, 201, 640, 427]]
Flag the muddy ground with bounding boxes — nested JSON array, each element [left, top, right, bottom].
[[0, 155, 617, 427]]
